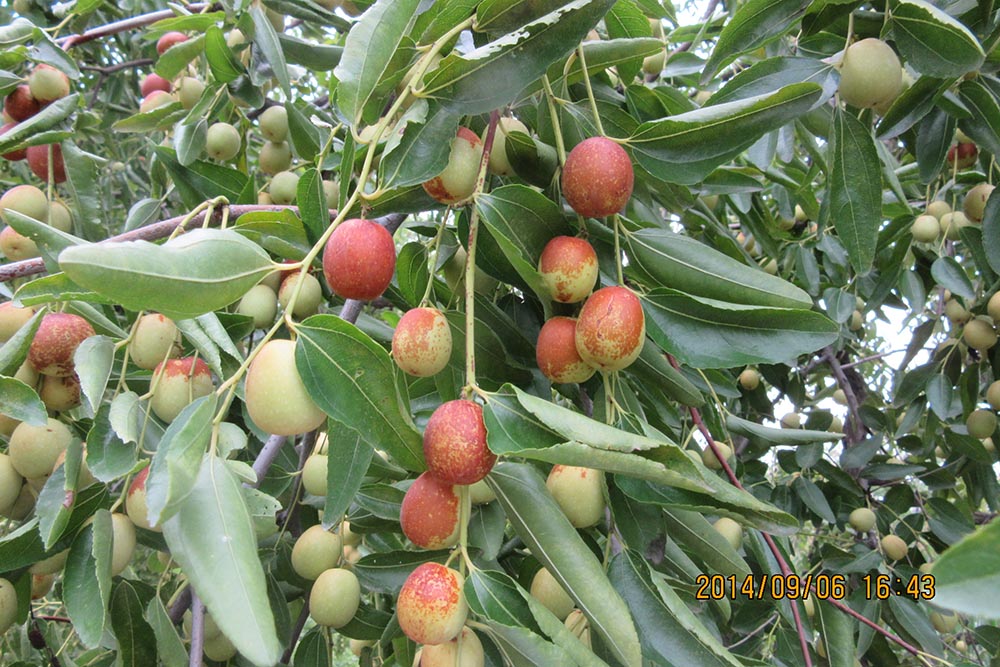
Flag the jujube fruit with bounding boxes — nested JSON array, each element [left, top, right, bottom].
[[964, 183, 994, 223], [29, 313, 94, 376], [322, 218, 397, 301], [259, 105, 289, 143], [26, 143, 66, 183], [269, 170, 299, 205], [574, 286, 645, 372], [8, 418, 72, 479], [849, 507, 876, 532], [130, 313, 180, 371], [301, 454, 327, 496], [486, 117, 528, 176], [1, 184, 48, 223], [397, 563, 468, 645], [963, 319, 997, 351], [880, 534, 908, 561], [530, 567, 574, 620], [713, 517, 743, 550], [150, 357, 214, 423], [701, 442, 732, 470], [48, 201, 72, 233], [259, 141, 293, 174], [237, 284, 278, 328], [291, 525, 342, 580], [538, 236, 598, 303], [309, 567, 360, 628], [910, 215, 940, 242], [400, 472, 460, 549], [966, 409, 996, 439], [175, 77, 204, 109], [836, 38, 902, 109], [39, 373, 81, 412], [421, 626, 484, 667], [0, 579, 16, 635], [546, 465, 605, 528], [392, 308, 453, 377], [422, 127, 483, 204], [536, 317, 595, 384], [738, 368, 760, 391], [0, 454, 25, 517], [110, 513, 136, 576], [0, 226, 38, 261], [0, 302, 34, 342], [28, 65, 70, 103], [423, 400, 496, 485], [0, 123, 26, 161], [206, 122, 241, 161], [156, 31, 188, 55], [561, 136, 633, 218], [245, 339, 327, 436], [4, 85, 40, 122], [277, 272, 323, 318], [126, 467, 158, 532], [138, 90, 174, 114]]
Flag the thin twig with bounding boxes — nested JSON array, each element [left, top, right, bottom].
[[168, 586, 192, 624], [668, 0, 723, 57], [80, 58, 154, 74], [820, 595, 921, 657], [59, 4, 216, 48], [248, 435, 288, 489], [189, 592, 205, 667]]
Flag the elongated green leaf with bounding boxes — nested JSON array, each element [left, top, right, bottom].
[[710, 57, 837, 106], [475, 0, 565, 32], [701, 0, 810, 83], [891, 0, 984, 78], [322, 421, 372, 528], [73, 335, 114, 413], [982, 185, 1000, 277], [931, 256, 975, 299], [0, 94, 79, 155], [828, 108, 882, 274], [958, 79, 1000, 159], [379, 102, 458, 189], [162, 456, 281, 667], [930, 518, 1000, 617], [629, 83, 822, 184], [0, 308, 42, 377], [250, 6, 291, 97], [293, 628, 332, 667], [0, 377, 46, 426], [488, 623, 578, 667], [110, 580, 158, 667], [87, 404, 137, 483], [726, 414, 841, 444], [395, 242, 430, 308], [155, 33, 207, 80], [59, 229, 273, 320], [64, 511, 113, 648], [154, 146, 251, 207], [205, 25, 245, 83], [145, 597, 189, 667], [662, 508, 751, 578], [629, 341, 704, 407], [466, 568, 537, 629], [296, 315, 424, 471], [62, 142, 104, 238], [488, 463, 642, 667]]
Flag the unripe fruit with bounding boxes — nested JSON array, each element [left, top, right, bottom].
[[421, 626, 484, 667], [780, 413, 801, 429], [175, 77, 204, 109], [0, 483, 34, 520], [988, 292, 1000, 322], [397, 563, 468, 645], [944, 298, 971, 324], [987, 380, 1000, 411], [400, 472, 461, 549], [0, 454, 24, 517], [259, 105, 288, 143], [110, 512, 136, 576], [39, 373, 81, 412], [126, 467, 158, 532], [31, 573, 53, 599], [713, 517, 743, 550], [966, 409, 996, 439], [392, 308, 453, 377], [832, 388, 847, 406], [309, 567, 360, 627], [815, 639, 826, 658], [538, 236, 599, 303], [322, 218, 396, 301], [4, 85, 40, 122], [422, 127, 484, 204], [0, 226, 37, 261], [701, 442, 732, 470], [911, 214, 940, 242], [0, 122, 27, 161], [643, 48, 666, 75], [575, 286, 645, 372], [350, 638, 374, 657], [246, 339, 326, 436], [948, 143, 978, 170], [530, 567, 574, 620], [941, 211, 969, 241], [469, 479, 495, 505], [150, 357, 214, 423], [269, 170, 299, 205], [546, 465, 604, 528], [237, 284, 278, 328], [561, 137, 634, 217], [738, 368, 760, 391], [28, 64, 70, 103], [802, 594, 815, 618], [29, 549, 68, 575], [486, 117, 528, 176], [277, 272, 323, 319], [291, 525, 343, 580], [423, 400, 496, 485], [138, 90, 174, 114], [849, 507, 876, 532], [302, 454, 327, 496], [930, 611, 958, 634], [536, 317, 595, 384], [925, 200, 951, 220], [1, 184, 48, 222], [964, 183, 994, 223], [48, 201, 72, 233], [564, 609, 591, 648], [963, 319, 997, 351], [130, 313, 180, 371], [340, 520, 361, 547], [29, 313, 94, 377], [206, 122, 241, 161], [204, 633, 238, 662], [322, 179, 338, 208], [9, 418, 71, 480], [955, 639, 967, 652], [156, 31, 188, 55], [837, 39, 902, 109], [259, 141, 292, 174], [27, 143, 66, 183], [182, 609, 222, 641], [0, 302, 33, 342], [849, 309, 863, 331], [880, 534, 908, 561], [0, 579, 16, 634]]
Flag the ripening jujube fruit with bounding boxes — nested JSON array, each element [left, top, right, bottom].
[[941, 211, 969, 241], [39, 373, 81, 412], [561, 136, 634, 218], [322, 179, 338, 208], [27, 64, 70, 103], [780, 413, 801, 429], [400, 472, 461, 549], [910, 214, 940, 242], [925, 200, 951, 220], [259, 141, 293, 174], [0, 579, 16, 635], [944, 298, 971, 324], [1, 184, 49, 223], [966, 409, 996, 439], [31, 574, 54, 600], [987, 380, 1000, 411], [713, 517, 743, 550], [203, 634, 238, 662], [486, 116, 528, 176], [0, 226, 38, 261], [963, 183, 994, 223], [130, 313, 180, 370], [4, 85, 40, 122], [836, 38, 902, 110], [138, 89, 174, 114], [156, 31, 188, 55], [150, 357, 214, 423], [701, 442, 732, 470], [575, 286, 645, 372], [397, 563, 468, 645], [422, 127, 484, 204], [237, 284, 278, 328], [29, 313, 94, 377], [322, 218, 397, 301], [309, 567, 361, 628], [421, 626, 484, 667], [947, 142, 978, 170], [29, 549, 68, 575], [8, 418, 72, 480], [963, 319, 997, 351], [392, 308, 453, 377], [110, 513, 136, 576], [0, 454, 24, 518], [183, 609, 223, 641], [0, 302, 33, 342], [423, 399, 496, 485], [880, 534, 908, 561], [849, 507, 876, 532], [206, 122, 242, 161], [0, 484, 34, 520], [536, 317, 594, 384], [126, 467, 158, 532], [546, 465, 605, 528], [48, 200, 72, 233], [987, 291, 1000, 322], [291, 525, 343, 580], [175, 76, 204, 109], [738, 368, 760, 391], [26, 143, 66, 183], [269, 170, 299, 204], [538, 236, 599, 304], [259, 105, 289, 143], [139, 73, 171, 98], [278, 272, 323, 319], [245, 339, 326, 436], [530, 567, 574, 620], [930, 611, 958, 634]]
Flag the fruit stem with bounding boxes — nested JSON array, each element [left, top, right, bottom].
[[457, 484, 473, 574], [419, 208, 452, 307], [575, 46, 605, 136], [613, 214, 625, 285], [541, 75, 568, 166]]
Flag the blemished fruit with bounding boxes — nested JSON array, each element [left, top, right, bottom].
[[29, 313, 94, 377], [259, 105, 289, 143], [156, 31, 188, 54], [0, 579, 16, 634], [944, 298, 971, 324], [911, 214, 940, 242], [837, 38, 902, 109], [530, 567, 574, 620], [738, 368, 760, 391], [536, 317, 595, 384], [39, 373, 81, 412], [546, 465, 605, 528], [964, 183, 994, 223], [269, 170, 299, 204], [0, 302, 34, 342], [941, 211, 970, 241], [130, 313, 180, 370], [29, 550, 68, 575], [27, 143, 66, 183], [110, 513, 136, 576], [392, 308, 453, 377], [291, 525, 343, 580], [4, 85, 40, 122], [27, 64, 70, 103], [302, 454, 327, 496], [948, 142, 978, 170], [930, 611, 958, 634], [963, 319, 997, 351], [175, 76, 204, 109], [538, 236, 599, 303], [31, 574, 53, 600], [309, 568, 361, 627], [423, 400, 496, 485], [0, 226, 38, 261], [400, 472, 461, 549], [0, 454, 24, 517], [397, 563, 468, 645], [126, 467, 158, 531], [277, 272, 323, 319], [245, 339, 326, 436], [849, 507, 877, 532], [987, 380, 1000, 411], [713, 517, 743, 550], [880, 534, 908, 561], [966, 409, 997, 439], [421, 626, 484, 667], [48, 201, 72, 233], [138, 90, 174, 114], [259, 141, 293, 174], [575, 286, 645, 372], [780, 413, 801, 429], [8, 418, 72, 479], [422, 127, 484, 204], [150, 357, 214, 423], [561, 136, 634, 217], [486, 116, 528, 176], [322, 218, 397, 301], [1, 123, 27, 161], [237, 284, 278, 328], [925, 200, 951, 220], [206, 122, 241, 161], [1, 184, 48, 223]]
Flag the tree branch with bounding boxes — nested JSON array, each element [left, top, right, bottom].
[[279, 599, 311, 665], [80, 58, 154, 74], [823, 346, 866, 445], [58, 4, 217, 49], [188, 592, 205, 667]]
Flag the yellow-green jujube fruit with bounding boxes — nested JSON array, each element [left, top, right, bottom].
[[469, 479, 496, 505], [963, 183, 994, 223], [309, 567, 361, 628], [987, 292, 1000, 322], [964, 319, 998, 351], [1, 184, 49, 223], [987, 380, 1000, 411], [291, 525, 342, 580], [837, 38, 903, 109], [530, 567, 574, 621], [0, 578, 17, 634], [564, 609, 591, 648], [780, 413, 801, 429], [130, 313, 180, 371], [0, 302, 34, 343], [47, 200, 72, 233], [278, 273, 323, 319], [0, 454, 24, 517], [29, 549, 68, 575], [150, 358, 214, 423], [849, 309, 864, 331], [738, 368, 760, 391], [259, 141, 293, 175], [849, 507, 876, 532], [110, 512, 136, 576], [245, 339, 326, 436], [925, 200, 951, 220], [8, 418, 72, 479], [545, 465, 605, 528], [486, 117, 528, 176], [302, 454, 327, 496], [880, 534, 908, 561], [966, 409, 997, 439], [176, 77, 205, 110], [259, 105, 289, 143], [237, 284, 278, 329], [941, 211, 970, 241], [269, 170, 299, 205], [930, 611, 958, 634], [944, 298, 971, 324], [910, 215, 940, 242], [713, 517, 743, 550], [421, 626, 485, 667], [203, 633, 238, 662], [701, 442, 733, 470], [205, 122, 242, 161]]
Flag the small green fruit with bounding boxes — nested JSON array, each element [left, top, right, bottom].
[[468, 479, 495, 505], [259, 141, 292, 174], [966, 409, 996, 439], [9, 418, 72, 479], [986, 380, 1000, 411], [206, 122, 241, 161], [546, 465, 605, 528], [701, 442, 733, 470], [833, 388, 848, 406], [941, 211, 969, 241], [849, 310, 863, 331], [302, 454, 327, 496], [1, 184, 48, 222], [277, 272, 323, 319], [713, 517, 743, 550], [910, 214, 940, 242], [925, 200, 950, 220], [291, 525, 342, 580], [245, 339, 326, 436], [530, 567, 574, 620], [269, 170, 299, 205], [738, 368, 760, 391], [110, 513, 136, 576], [930, 611, 958, 634], [780, 413, 801, 429], [309, 567, 361, 628], [0, 578, 17, 634], [880, 534, 908, 561], [203, 633, 238, 662], [47, 200, 72, 232], [964, 319, 998, 351], [849, 507, 876, 532], [486, 116, 528, 176], [237, 284, 278, 328], [259, 105, 288, 143], [130, 313, 180, 371], [0, 453, 25, 518], [837, 38, 902, 109], [176, 77, 205, 110], [944, 298, 971, 324], [322, 179, 338, 208]]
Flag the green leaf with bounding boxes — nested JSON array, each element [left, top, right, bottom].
[[488, 463, 642, 667], [642, 289, 839, 368], [205, 25, 245, 83], [0, 377, 46, 426], [627, 227, 812, 308], [701, 0, 810, 83], [250, 5, 291, 97], [110, 580, 158, 667], [827, 107, 882, 274], [958, 79, 1000, 159], [891, 0, 984, 78], [73, 335, 114, 413], [112, 101, 186, 133], [322, 421, 373, 527], [173, 118, 206, 167], [931, 518, 1000, 617], [351, 550, 449, 594], [64, 511, 113, 648], [504, 131, 558, 187], [395, 242, 430, 308], [378, 102, 458, 189], [162, 455, 281, 667], [293, 628, 332, 667], [144, 597, 189, 667], [487, 623, 578, 667], [295, 168, 329, 243], [465, 568, 537, 629], [662, 508, 751, 578], [475, 0, 565, 32], [628, 340, 704, 407], [629, 83, 822, 184], [154, 146, 251, 207], [931, 256, 975, 300], [63, 142, 105, 238], [59, 228, 273, 321], [709, 57, 837, 107], [87, 404, 138, 483], [726, 414, 841, 444], [792, 476, 836, 523], [278, 33, 342, 70], [0, 94, 79, 156], [296, 315, 424, 471], [3, 208, 83, 269], [286, 101, 322, 163], [0, 307, 42, 376], [154, 33, 207, 80], [37, 461, 73, 549], [815, 597, 856, 667], [982, 186, 1000, 277]]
